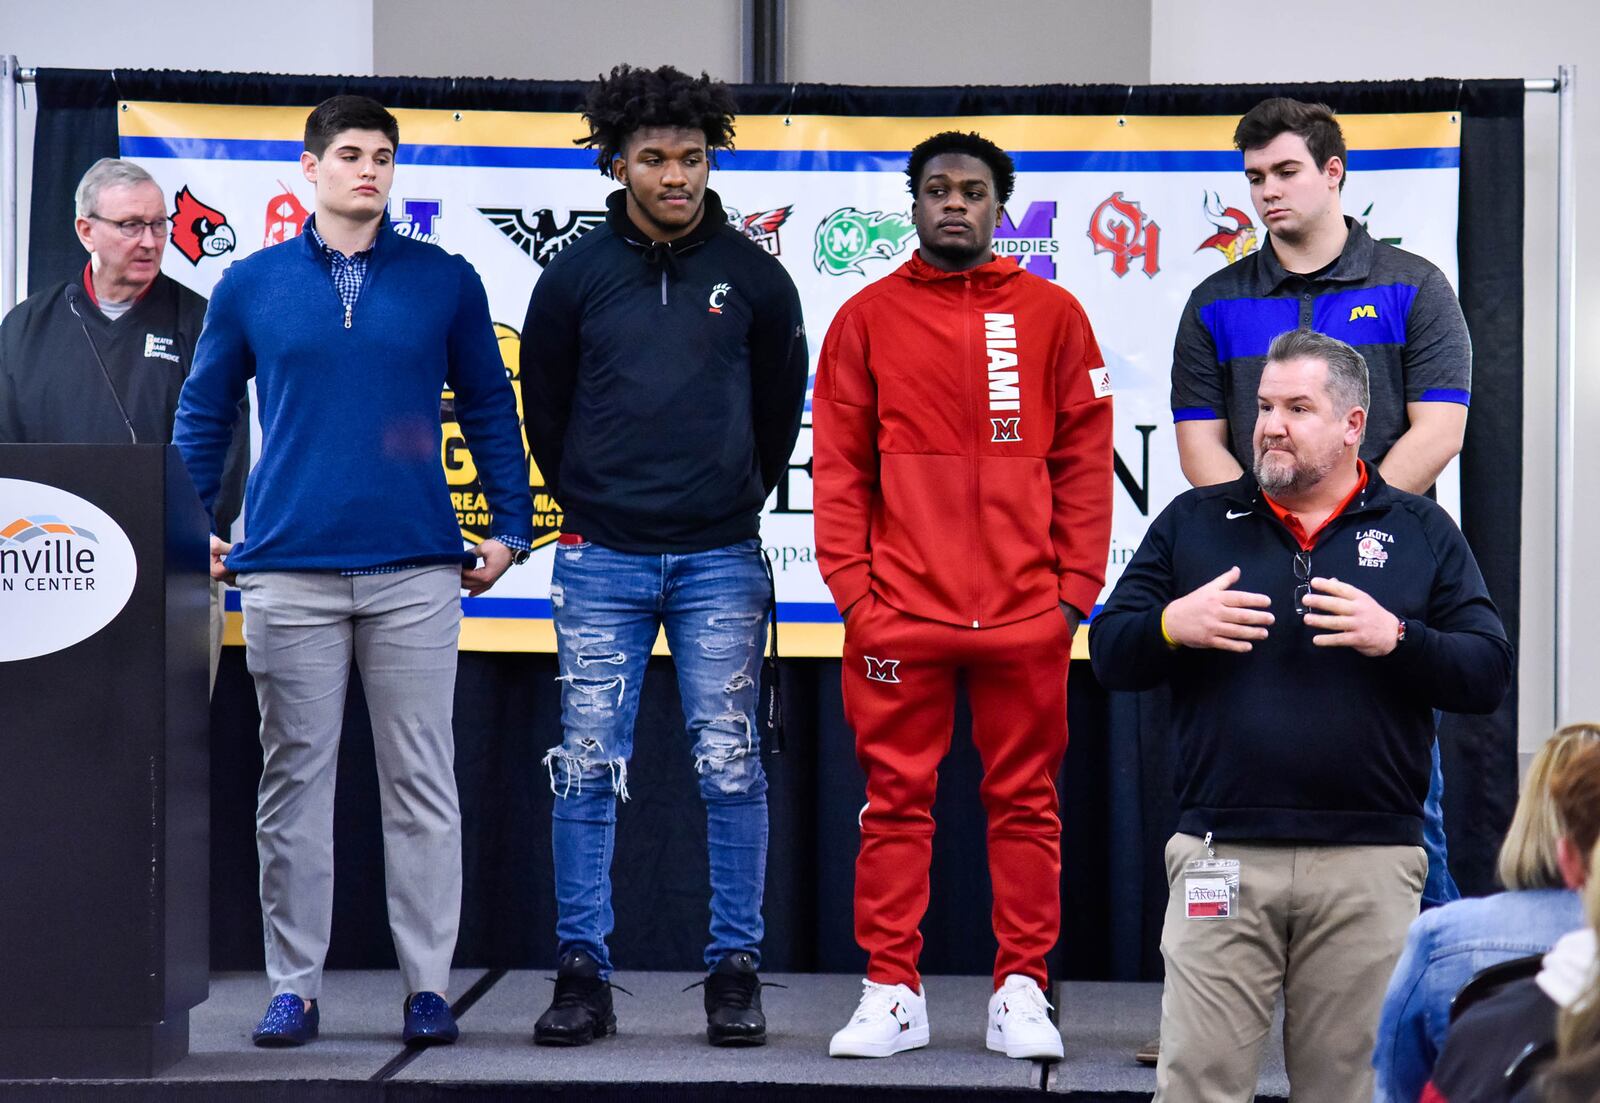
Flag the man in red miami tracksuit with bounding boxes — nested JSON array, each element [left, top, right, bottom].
[[816, 131, 1114, 1062]]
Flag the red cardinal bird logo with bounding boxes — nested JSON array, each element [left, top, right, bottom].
[[170, 186, 237, 265]]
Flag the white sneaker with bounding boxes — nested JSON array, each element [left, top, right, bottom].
[[986, 974, 1063, 1060], [828, 979, 930, 1058]]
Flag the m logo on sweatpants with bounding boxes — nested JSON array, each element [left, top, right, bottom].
[[991, 417, 1021, 443], [864, 656, 901, 683]]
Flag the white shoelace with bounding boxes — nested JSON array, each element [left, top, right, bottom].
[[997, 980, 1053, 1025], [850, 980, 905, 1024]]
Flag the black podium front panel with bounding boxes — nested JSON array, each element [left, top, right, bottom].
[[0, 444, 209, 1076]]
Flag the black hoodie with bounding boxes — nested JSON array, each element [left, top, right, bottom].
[[519, 188, 808, 553]]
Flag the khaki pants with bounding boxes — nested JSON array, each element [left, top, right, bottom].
[[1154, 833, 1426, 1103]]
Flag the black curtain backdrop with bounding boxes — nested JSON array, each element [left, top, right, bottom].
[[29, 71, 1524, 982]]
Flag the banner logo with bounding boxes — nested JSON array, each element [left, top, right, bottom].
[[170, 186, 236, 265], [814, 208, 916, 276], [993, 201, 1060, 279], [1088, 192, 1160, 278], [479, 207, 605, 268], [263, 182, 310, 247], [392, 198, 442, 244], [0, 482, 138, 662], [727, 205, 793, 255], [1196, 191, 1257, 265], [440, 323, 562, 551]]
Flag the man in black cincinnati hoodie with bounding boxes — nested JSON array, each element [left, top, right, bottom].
[[1090, 328, 1510, 1103], [519, 64, 806, 1050]]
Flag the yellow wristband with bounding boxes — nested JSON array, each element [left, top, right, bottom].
[[1160, 608, 1180, 649]]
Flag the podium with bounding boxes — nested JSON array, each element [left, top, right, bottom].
[[0, 445, 209, 1078]]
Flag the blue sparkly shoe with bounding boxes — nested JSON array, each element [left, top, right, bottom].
[[251, 993, 319, 1047], [403, 991, 459, 1046]]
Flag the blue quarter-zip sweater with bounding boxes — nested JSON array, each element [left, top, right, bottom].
[[174, 220, 533, 573]]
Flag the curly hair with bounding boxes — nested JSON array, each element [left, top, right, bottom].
[[906, 131, 1016, 207], [576, 64, 738, 177]]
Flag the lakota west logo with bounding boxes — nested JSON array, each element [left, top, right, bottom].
[[391, 198, 442, 244], [143, 334, 179, 364], [814, 208, 916, 276], [170, 186, 236, 265], [263, 181, 310, 247], [992, 201, 1060, 279], [440, 323, 561, 550], [1196, 191, 1258, 265], [1357, 528, 1393, 568], [863, 655, 901, 684], [0, 482, 138, 663], [726, 205, 793, 255], [479, 207, 606, 268], [1088, 192, 1160, 278], [1349, 304, 1379, 322], [708, 283, 732, 315]]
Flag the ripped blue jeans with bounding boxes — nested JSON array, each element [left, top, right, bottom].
[[545, 536, 770, 976]]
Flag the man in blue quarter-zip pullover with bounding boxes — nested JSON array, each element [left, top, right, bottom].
[[519, 63, 807, 1050], [174, 95, 533, 1049], [1171, 98, 1474, 916]]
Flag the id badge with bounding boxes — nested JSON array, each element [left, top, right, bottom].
[[1183, 857, 1241, 920]]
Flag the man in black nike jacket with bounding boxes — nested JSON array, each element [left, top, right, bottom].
[[519, 63, 807, 1050], [1090, 327, 1510, 1103]]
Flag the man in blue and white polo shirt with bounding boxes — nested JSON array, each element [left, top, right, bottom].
[[1171, 96, 1473, 916]]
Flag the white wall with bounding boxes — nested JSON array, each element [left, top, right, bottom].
[[1153, 0, 1597, 755], [0, 0, 375, 303], [788, 0, 1150, 85], [373, 0, 740, 81]]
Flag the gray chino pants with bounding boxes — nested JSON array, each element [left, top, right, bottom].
[[238, 566, 463, 999]]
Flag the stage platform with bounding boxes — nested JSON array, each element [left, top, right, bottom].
[[0, 971, 1290, 1100]]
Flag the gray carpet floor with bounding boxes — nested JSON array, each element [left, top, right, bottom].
[[8, 971, 1294, 1097]]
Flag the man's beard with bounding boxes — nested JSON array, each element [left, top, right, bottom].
[[627, 179, 703, 235], [1254, 437, 1340, 495], [919, 234, 989, 268]]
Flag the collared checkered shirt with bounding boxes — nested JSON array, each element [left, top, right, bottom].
[[304, 217, 532, 576]]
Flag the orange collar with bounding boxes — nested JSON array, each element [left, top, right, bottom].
[[1263, 461, 1368, 551]]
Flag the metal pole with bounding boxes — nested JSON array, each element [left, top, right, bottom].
[[740, 0, 786, 84], [1554, 64, 1577, 726], [2, 55, 18, 313]]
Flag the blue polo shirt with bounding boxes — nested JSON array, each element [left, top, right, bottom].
[[1171, 218, 1471, 468]]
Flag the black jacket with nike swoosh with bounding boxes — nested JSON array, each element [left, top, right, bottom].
[[519, 188, 808, 553], [1088, 467, 1512, 846]]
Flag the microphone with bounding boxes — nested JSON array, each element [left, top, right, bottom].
[[66, 283, 138, 444]]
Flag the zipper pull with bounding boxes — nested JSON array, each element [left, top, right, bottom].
[[343, 303, 352, 330]]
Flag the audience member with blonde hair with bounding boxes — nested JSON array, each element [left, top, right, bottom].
[[1423, 740, 1600, 1101], [1373, 723, 1600, 1102]]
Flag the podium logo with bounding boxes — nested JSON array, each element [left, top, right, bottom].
[[0, 480, 137, 663]]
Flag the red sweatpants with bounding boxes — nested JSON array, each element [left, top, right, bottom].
[[842, 595, 1072, 991]]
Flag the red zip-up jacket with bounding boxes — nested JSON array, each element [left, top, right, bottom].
[[814, 251, 1114, 629]]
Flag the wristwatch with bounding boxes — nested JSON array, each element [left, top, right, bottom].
[[1394, 616, 1407, 645], [510, 547, 533, 566]]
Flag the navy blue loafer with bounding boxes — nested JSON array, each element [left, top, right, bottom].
[[403, 991, 459, 1046], [252, 993, 319, 1047]]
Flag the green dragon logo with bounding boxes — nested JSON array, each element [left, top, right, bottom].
[[813, 207, 916, 276]]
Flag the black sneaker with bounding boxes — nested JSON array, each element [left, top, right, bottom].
[[534, 949, 616, 1046], [704, 952, 767, 1047]]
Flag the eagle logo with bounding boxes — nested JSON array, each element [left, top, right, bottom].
[[478, 207, 606, 268], [170, 187, 236, 265]]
